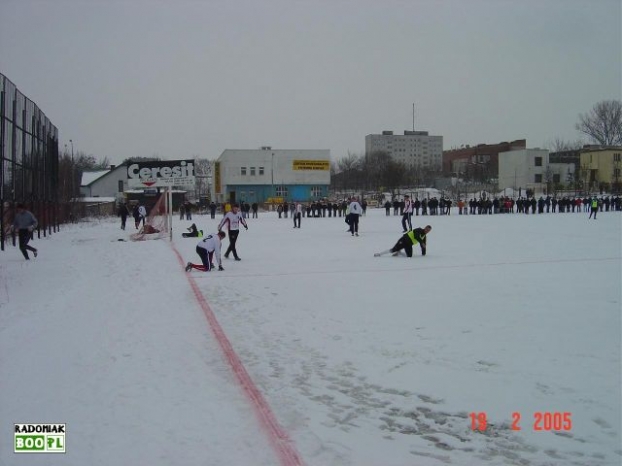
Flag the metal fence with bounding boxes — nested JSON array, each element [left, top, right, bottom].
[[1, 73, 62, 251]]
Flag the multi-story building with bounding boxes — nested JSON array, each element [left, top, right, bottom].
[[214, 147, 331, 204], [498, 148, 549, 195], [579, 146, 622, 192], [365, 130, 443, 171], [442, 139, 526, 177]]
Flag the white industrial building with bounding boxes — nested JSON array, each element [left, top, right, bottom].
[[213, 147, 331, 204], [365, 130, 443, 170], [498, 148, 549, 194]]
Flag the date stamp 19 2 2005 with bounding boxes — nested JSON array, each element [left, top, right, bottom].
[[470, 411, 572, 432]]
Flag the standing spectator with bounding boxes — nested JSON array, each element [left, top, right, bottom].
[[361, 199, 368, 216], [401, 195, 413, 232], [293, 202, 302, 228], [384, 200, 391, 216], [209, 202, 217, 219], [251, 202, 258, 218], [374, 225, 432, 258], [185, 231, 226, 272], [118, 202, 129, 230], [218, 203, 248, 261], [457, 199, 465, 215], [185, 202, 192, 220], [11, 203, 38, 260], [179, 203, 185, 220], [347, 197, 363, 236]]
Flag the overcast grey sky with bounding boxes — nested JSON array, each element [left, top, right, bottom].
[[1, 0, 620, 165]]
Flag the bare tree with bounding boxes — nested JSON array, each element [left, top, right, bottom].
[[546, 137, 584, 152], [362, 151, 392, 192], [193, 158, 212, 201], [576, 100, 622, 146]]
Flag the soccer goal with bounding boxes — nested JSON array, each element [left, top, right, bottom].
[[130, 190, 173, 241]]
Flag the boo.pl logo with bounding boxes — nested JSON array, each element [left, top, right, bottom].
[[14, 424, 65, 453]]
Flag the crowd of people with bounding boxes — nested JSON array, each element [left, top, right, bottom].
[[380, 195, 622, 216]]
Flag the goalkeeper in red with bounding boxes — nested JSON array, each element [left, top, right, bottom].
[[185, 231, 226, 272], [374, 225, 432, 258]]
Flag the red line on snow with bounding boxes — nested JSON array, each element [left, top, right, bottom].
[[171, 244, 304, 466]]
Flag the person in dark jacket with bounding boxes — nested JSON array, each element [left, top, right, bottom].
[[374, 225, 432, 258], [182, 223, 203, 238], [118, 202, 129, 230], [11, 203, 38, 260]]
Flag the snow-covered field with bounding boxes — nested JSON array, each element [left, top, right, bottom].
[[1, 207, 620, 466]]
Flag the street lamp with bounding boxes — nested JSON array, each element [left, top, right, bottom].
[[271, 152, 275, 203]]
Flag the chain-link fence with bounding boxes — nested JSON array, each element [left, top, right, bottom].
[[1, 73, 62, 252]]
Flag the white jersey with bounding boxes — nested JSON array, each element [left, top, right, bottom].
[[197, 233, 222, 265], [348, 201, 363, 215], [218, 211, 247, 231], [404, 199, 413, 214], [138, 205, 147, 217]]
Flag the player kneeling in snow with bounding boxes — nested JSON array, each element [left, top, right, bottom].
[[186, 231, 226, 272], [374, 225, 432, 257]]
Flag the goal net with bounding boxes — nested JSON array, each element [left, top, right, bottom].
[[130, 192, 171, 241]]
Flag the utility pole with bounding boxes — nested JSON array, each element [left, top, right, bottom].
[[70, 139, 74, 221]]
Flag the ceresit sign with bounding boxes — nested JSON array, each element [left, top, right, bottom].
[[127, 160, 195, 188]]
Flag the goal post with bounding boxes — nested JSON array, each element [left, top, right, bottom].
[[130, 191, 172, 242]]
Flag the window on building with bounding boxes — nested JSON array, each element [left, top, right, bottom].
[[535, 174, 543, 183], [118, 180, 124, 192], [241, 167, 247, 176], [614, 168, 621, 178], [259, 166, 265, 175], [534, 157, 542, 167], [553, 174, 561, 183], [311, 186, 322, 198], [276, 186, 288, 198], [250, 167, 256, 176], [614, 153, 621, 162]]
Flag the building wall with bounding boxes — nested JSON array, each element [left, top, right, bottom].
[[579, 147, 622, 189], [81, 165, 129, 199], [442, 139, 526, 175], [498, 149, 549, 193], [216, 148, 331, 203], [365, 131, 443, 170]]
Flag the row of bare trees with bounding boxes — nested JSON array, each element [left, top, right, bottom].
[[330, 151, 440, 194]]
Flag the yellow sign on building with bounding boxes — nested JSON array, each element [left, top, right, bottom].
[[292, 160, 330, 171]]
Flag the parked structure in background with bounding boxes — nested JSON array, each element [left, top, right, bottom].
[[498, 148, 550, 194], [213, 147, 331, 205], [443, 139, 526, 179], [365, 130, 443, 171], [580, 146, 622, 194]]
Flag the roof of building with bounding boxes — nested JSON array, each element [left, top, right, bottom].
[[81, 170, 110, 186]]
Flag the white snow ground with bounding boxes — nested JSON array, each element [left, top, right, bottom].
[[1, 207, 620, 466]]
